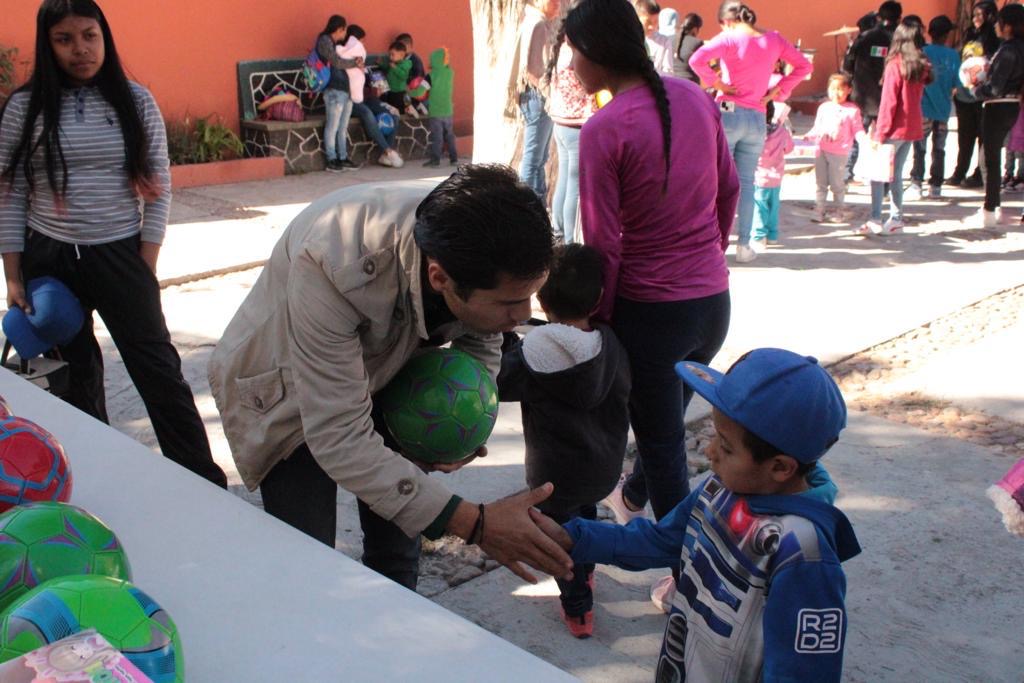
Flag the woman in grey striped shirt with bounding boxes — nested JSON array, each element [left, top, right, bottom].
[[0, 0, 226, 487]]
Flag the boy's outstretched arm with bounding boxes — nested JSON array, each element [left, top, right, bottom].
[[532, 487, 701, 572], [762, 561, 849, 682]]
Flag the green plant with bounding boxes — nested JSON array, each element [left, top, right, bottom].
[[166, 115, 244, 165], [0, 45, 18, 103]]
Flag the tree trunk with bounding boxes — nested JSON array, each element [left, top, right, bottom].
[[469, 0, 527, 164]]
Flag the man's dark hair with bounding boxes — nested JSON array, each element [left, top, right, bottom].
[[878, 1, 902, 26], [414, 164, 554, 299], [388, 40, 408, 54], [857, 12, 878, 32], [537, 244, 604, 320], [928, 15, 954, 41], [999, 4, 1024, 40]]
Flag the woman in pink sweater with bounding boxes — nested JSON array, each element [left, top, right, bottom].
[[559, 0, 738, 557], [689, 1, 811, 263]]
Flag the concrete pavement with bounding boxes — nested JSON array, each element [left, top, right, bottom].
[[4, 145, 1023, 680]]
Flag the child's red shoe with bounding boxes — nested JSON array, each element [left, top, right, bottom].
[[560, 608, 594, 639]]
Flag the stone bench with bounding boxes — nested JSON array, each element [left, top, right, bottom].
[[237, 56, 430, 174]]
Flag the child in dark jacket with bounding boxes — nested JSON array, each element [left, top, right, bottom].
[[424, 47, 459, 167], [497, 244, 631, 639]]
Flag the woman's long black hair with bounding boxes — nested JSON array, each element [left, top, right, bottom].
[[1, 0, 153, 199], [887, 21, 931, 83], [548, 0, 672, 191]]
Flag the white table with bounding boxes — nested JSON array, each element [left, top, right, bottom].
[[0, 369, 576, 681]]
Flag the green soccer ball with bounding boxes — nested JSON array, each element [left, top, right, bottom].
[[0, 501, 131, 613], [0, 575, 183, 683], [377, 348, 499, 464]]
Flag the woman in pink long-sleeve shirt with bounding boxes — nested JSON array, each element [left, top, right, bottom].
[[689, 1, 811, 264], [562, 0, 738, 537]]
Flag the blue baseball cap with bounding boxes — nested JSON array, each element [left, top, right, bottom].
[[2, 277, 85, 360], [675, 348, 847, 463]]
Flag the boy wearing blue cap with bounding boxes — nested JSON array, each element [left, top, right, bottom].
[[535, 348, 861, 682]]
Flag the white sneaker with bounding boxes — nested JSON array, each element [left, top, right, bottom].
[[600, 473, 646, 525], [883, 218, 904, 234], [855, 220, 883, 236], [767, 238, 780, 245], [377, 149, 404, 168], [973, 208, 1000, 228], [749, 237, 767, 252], [904, 183, 922, 201], [735, 244, 757, 263], [650, 575, 675, 614]]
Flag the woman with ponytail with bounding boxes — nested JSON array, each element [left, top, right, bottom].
[[689, 1, 811, 263], [0, 0, 226, 487], [560, 0, 738, 614]]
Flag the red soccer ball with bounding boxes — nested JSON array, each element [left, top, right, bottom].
[[0, 416, 72, 513]]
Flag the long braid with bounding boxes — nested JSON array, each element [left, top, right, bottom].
[[639, 58, 672, 192], [544, 17, 568, 89]]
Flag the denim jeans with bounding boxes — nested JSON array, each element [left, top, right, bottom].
[[552, 124, 582, 243], [351, 101, 393, 152], [910, 119, 949, 188], [614, 291, 731, 520], [721, 106, 767, 246], [519, 87, 554, 198], [323, 88, 354, 162], [752, 186, 781, 241], [870, 140, 913, 222], [428, 116, 459, 163]]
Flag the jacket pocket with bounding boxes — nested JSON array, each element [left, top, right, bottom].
[[236, 368, 285, 414]]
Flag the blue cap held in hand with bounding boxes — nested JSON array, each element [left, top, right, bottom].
[[675, 348, 847, 463], [2, 277, 85, 360]]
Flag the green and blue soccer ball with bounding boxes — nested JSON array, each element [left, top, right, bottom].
[[377, 348, 499, 464]]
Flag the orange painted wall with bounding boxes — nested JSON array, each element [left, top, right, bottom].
[[2, 0, 475, 133], [2, 0, 959, 133]]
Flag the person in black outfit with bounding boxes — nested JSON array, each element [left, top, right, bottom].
[[949, 1, 1002, 187], [497, 244, 631, 639], [844, 2, 902, 181], [970, 4, 1024, 226], [676, 13, 704, 84]]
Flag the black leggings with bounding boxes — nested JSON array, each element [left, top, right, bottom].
[[953, 99, 984, 181], [980, 101, 1021, 210], [613, 290, 731, 520], [21, 231, 226, 487]]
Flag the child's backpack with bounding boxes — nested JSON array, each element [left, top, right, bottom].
[[302, 47, 331, 93]]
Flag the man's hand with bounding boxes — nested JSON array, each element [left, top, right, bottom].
[[448, 483, 573, 584], [412, 445, 487, 474]]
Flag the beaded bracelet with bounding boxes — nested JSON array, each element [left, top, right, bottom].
[[468, 503, 486, 545]]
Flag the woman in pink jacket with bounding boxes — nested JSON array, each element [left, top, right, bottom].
[[689, 1, 811, 263], [860, 22, 930, 236]]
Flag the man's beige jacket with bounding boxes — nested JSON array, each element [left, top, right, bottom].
[[208, 180, 501, 537]]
